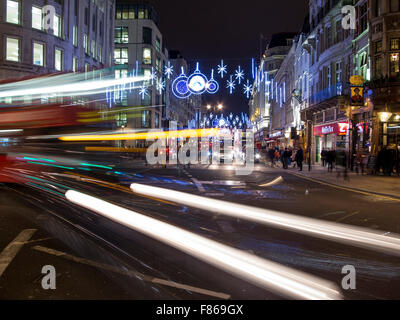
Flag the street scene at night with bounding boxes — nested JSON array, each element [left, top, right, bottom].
[[1, 0, 400, 308]]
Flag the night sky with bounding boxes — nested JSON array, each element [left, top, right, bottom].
[[149, 0, 308, 114]]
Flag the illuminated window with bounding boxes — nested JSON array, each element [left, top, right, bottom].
[[6, 0, 20, 24], [53, 15, 62, 37], [390, 53, 400, 76], [73, 26, 78, 46], [115, 69, 128, 79], [391, 39, 400, 51], [33, 42, 45, 66], [83, 34, 88, 54], [55, 48, 63, 71], [32, 7, 43, 30], [6, 37, 19, 62], [91, 40, 96, 57], [115, 27, 129, 44], [375, 41, 382, 53], [114, 48, 128, 64], [98, 46, 103, 63], [155, 37, 161, 53], [72, 56, 78, 72], [141, 110, 151, 128], [143, 48, 152, 65]]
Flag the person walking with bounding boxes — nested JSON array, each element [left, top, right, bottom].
[[321, 149, 328, 167], [282, 148, 290, 169], [295, 147, 304, 171]]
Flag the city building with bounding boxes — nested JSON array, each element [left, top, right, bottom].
[[167, 50, 201, 129], [0, 0, 115, 79], [249, 32, 297, 148], [114, 0, 168, 131], [367, 0, 400, 154]]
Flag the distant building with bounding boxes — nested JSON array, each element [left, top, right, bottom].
[[168, 50, 201, 129], [0, 0, 115, 79], [114, 0, 168, 131]]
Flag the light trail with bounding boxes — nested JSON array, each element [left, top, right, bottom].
[[130, 184, 400, 256], [59, 128, 220, 141], [65, 190, 342, 300]]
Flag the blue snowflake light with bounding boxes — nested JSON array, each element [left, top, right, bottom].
[[139, 85, 149, 99], [244, 80, 252, 99], [164, 61, 174, 79], [227, 75, 236, 94], [217, 60, 227, 78], [235, 66, 244, 84]]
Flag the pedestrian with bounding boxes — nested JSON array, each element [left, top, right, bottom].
[[295, 147, 304, 171], [268, 148, 275, 168], [283, 148, 290, 169], [321, 149, 328, 167]]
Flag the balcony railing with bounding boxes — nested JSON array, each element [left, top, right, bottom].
[[309, 82, 349, 106]]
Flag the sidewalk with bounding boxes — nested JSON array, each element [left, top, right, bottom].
[[271, 163, 400, 200]]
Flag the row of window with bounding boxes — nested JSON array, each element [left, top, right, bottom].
[[375, 39, 400, 53], [6, 37, 64, 71], [114, 26, 161, 52], [6, 0, 62, 37], [114, 47, 162, 71]]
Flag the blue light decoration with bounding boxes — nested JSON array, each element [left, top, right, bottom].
[[172, 67, 191, 99], [164, 61, 174, 79], [217, 60, 227, 78], [251, 58, 255, 80], [244, 80, 252, 99], [157, 78, 166, 95], [172, 63, 220, 99], [235, 66, 244, 84], [206, 69, 219, 95], [227, 75, 236, 94]]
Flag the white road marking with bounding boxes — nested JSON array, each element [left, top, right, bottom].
[[32, 245, 230, 300], [192, 178, 206, 193], [0, 229, 37, 277], [260, 176, 284, 187], [336, 211, 361, 223]]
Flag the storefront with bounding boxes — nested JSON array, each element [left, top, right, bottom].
[[313, 122, 349, 163], [379, 112, 400, 151]]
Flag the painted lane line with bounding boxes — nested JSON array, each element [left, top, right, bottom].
[[65, 190, 342, 300], [130, 184, 400, 257], [0, 229, 37, 277], [32, 245, 230, 300], [260, 176, 284, 187], [192, 178, 206, 193]]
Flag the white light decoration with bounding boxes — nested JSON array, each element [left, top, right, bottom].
[[139, 84, 148, 99], [244, 80, 252, 99], [227, 75, 235, 94], [156, 78, 165, 95], [217, 60, 227, 78], [164, 61, 174, 79], [235, 66, 244, 84]]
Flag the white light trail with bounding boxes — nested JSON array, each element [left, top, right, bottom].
[[130, 184, 400, 256], [65, 190, 342, 300]]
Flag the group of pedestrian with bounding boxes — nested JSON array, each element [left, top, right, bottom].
[[267, 146, 304, 171], [320, 149, 337, 172], [376, 146, 400, 176]]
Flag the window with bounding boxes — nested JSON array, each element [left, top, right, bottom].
[[390, 0, 400, 12], [84, 7, 88, 25], [154, 113, 159, 128], [115, 27, 129, 44], [375, 41, 382, 53], [155, 37, 161, 52], [115, 69, 128, 79], [73, 56, 78, 72], [98, 46, 103, 63], [141, 110, 151, 128], [143, 27, 152, 45], [6, 37, 20, 62], [359, 3, 368, 35], [53, 15, 61, 37], [92, 14, 96, 33], [32, 7, 43, 30], [143, 48, 152, 65], [390, 53, 400, 76], [375, 55, 383, 77], [6, 0, 20, 24], [391, 39, 400, 51], [83, 34, 88, 54], [375, 0, 382, 17], [55, 49, 63, 71], [91, 40, 96, 57], [156, 58, 161, 73], [114, 48, 128, 64], [33, 43, 44, 66], [73, 26, 78, 46]]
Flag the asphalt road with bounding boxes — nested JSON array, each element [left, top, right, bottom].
[[1, 151, 400, 300]]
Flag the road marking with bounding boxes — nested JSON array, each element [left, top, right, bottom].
[[287, 171, 400, 203], [260, 176, 284, 187], [32, 245, 230, 300], [0, 229, 37, 277], [191, 178, 206, 193], [336, 211, 361, 223]]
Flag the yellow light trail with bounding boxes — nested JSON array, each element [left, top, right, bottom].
[[59, 129, 220, 141]]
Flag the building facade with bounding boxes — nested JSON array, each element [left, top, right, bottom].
[[0, 0, 115, 79], [114, 1, 168, 131]]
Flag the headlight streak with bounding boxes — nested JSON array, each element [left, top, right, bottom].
[[65, 190, 342, 300], [130, 184, 400, 257]]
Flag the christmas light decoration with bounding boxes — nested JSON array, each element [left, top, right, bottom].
[[217, 60, 227, 78]]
